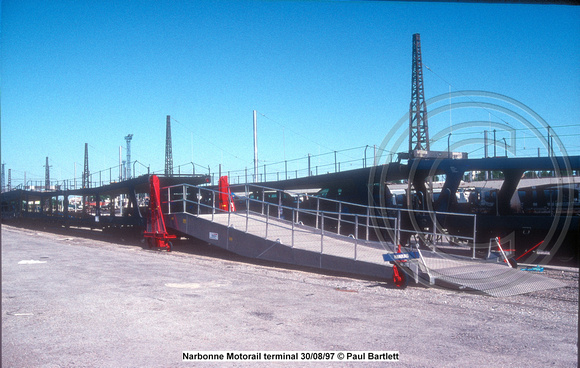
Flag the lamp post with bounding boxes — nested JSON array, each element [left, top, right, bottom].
[[493, 129, 497, 158], [547, 125, 551, 157], [133, 161, 150, 177], [364, 145, 369, 168], [503, 138, 507, 158]]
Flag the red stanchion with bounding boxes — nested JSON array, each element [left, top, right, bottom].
[[218, 176, 236, 212], [143, 175, 176, 251]]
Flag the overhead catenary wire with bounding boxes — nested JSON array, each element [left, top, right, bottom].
[[425, 65, 515, 127], [256, 111, 335, 153], [256, 111, 365, 162], [170, 117, 248, 164], [429, 124, 580, 138]]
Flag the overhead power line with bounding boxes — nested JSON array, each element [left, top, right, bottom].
[[170, 117, 247, 164]]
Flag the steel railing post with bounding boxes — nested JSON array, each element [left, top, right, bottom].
[[395, 214, 399, 247], [211, 190, 215, 222], [397, 210, 401, 247], [261, 190, 265, 215], [432, 213, 437, 252], [278, 190, 282, 219], [183, 185, 186, 213], [296, 196, 300, 224], [320, 212, 324, 255], [291, 209, 295, 248], [245, 196, 249, 232], [337, 202, 342, 235], [244, 185, 249, 232], [226, 213, 230, 250], [315, 198, 320, 229], [354, 214, 358, 260], [366, 206, 370, 241], [197, 187, 201, 216], [472, 214, 477, 259], [265, 203, 269, 239]]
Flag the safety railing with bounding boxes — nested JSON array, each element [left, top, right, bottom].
[[393, 207, 478, 258], [161, 182, 480, 261], [162, 183, 400, 261]]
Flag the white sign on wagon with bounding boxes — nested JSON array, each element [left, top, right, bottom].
[[209, 232, 219, 240]]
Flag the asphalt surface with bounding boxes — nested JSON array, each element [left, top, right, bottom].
[[2, 224, 578, 367]]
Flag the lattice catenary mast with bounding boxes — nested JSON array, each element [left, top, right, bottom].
[[409, 33, 430, 154], [125, 134, 133, 179], [165, 115, 173, 176], [82, 143, 89, 188], [1, 163, 5, 192], [44, 157, 51, 191]]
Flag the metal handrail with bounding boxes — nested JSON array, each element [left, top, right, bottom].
[[162, 182, 479, 260], [164, 182, 399, 223], [162, 183, 400, 259], [166, 185, 399, 238]]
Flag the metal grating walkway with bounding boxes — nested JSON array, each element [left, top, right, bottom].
[[420, 255, 568, 297]]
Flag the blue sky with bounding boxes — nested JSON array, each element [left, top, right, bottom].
[[2, 1, 579, 187]]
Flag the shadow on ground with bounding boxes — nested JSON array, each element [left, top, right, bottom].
[[2, 220, 424, 290]]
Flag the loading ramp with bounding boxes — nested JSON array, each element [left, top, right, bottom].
[[161, 181, 568, 297], [167, 211, 391, 279]]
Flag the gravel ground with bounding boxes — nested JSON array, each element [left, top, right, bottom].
[[2, 224, 578, 367]]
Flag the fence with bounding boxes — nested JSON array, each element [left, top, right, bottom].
[[162, 183, 478, 261]]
